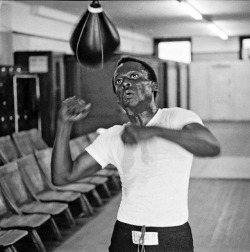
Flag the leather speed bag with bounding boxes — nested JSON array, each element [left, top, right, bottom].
[[70, 1, 120, 68]]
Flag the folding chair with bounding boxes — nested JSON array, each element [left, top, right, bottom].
[[0, 228, 28, 252], [0, 136, 21, 162], [0, 162, 75, 238], [15, 154, 93, 216], [0, 188, 51, 252]]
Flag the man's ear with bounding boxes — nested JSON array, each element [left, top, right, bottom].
[[151, 82, 159, 92]]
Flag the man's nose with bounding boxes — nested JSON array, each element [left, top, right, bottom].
[[122, 79, 132, 89]]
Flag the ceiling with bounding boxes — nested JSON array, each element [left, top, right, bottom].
[[18, 0, 250, 39]]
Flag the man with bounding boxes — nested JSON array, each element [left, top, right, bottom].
[[52, 56, 220, 252]]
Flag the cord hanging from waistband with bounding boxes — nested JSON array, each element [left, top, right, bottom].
[[138, 225, 146, 252]]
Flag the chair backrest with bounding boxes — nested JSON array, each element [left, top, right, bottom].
[[0, 135, 21, 162], [0, 188, 21, 217], [16, 154, 48, 195], [12, 131, 34, 156], [0, 189, 10, 217], [0, 149, 8, 165], [0, 162, 33, 208], [28, 128, 48, 150], [70, 137, 85, 161], [34, 148, 53, 181], [86, 131, 99, 144], [78, 135, 91, 149]]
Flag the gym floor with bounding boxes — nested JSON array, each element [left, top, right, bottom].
[[19, 122, 250, 252]]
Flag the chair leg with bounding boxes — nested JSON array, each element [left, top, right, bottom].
[[110, 176, 121, 191], [49, 218, 62, 241], [29, 229, 46, 252], [11, 246, 18, 252], [63, 208, 76, 228], [4, 246, 17, 252], [91, 189, 103, 206], [79, 195, 94, 216], [101, 183, 111, 198]]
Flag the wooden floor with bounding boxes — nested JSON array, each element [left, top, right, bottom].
[[189, 178, 250, 252], [18, 122, 250, 252]]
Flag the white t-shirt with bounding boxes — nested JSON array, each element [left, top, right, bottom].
[[86, 108, 203, 227]]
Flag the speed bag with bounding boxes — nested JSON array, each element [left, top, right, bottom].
[[70, 1, 120, 68]]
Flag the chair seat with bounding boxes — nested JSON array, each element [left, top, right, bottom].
[[78, 176, 108, 184], [104, 165, 120, 177], [94, 169, 117, 177], [0, 214, 50, 229], [37, 190, 81, 203], [20, 201, 68, 215], [114, 170, 119, 177], [0, 229, 28, 246], [55, 183, 95, 193], [105, 164, 117, 170]]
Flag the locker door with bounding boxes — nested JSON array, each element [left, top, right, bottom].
[[0, 66, 16, 136], [13, 75, 40, 132]]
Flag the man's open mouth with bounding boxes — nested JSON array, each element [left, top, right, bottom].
[[124, 90, 134, 98]]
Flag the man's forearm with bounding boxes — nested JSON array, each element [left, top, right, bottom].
[[155, 125, 220, 157], [124, 124, 220, 157], [51, 121, 74, 185]]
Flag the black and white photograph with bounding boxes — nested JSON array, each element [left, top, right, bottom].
[[0, 1, 250, 251]]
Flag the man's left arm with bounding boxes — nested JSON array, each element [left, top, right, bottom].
[[121, 123, 221, 157]]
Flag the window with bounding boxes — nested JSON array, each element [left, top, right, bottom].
[[154, 39, 191, 63]]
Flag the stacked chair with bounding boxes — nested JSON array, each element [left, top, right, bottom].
[[0, 128, 121, 252], [0, 228, 28, 252]]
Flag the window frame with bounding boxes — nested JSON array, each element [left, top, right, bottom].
[[240, 36, 250, 60]]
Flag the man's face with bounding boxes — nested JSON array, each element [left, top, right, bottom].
[[113, 61, 156, 111]]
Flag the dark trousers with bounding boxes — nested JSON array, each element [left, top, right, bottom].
[[109, 220, 194, 252]]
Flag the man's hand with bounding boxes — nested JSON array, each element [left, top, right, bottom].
[[59, 97, 91, 123], [121, 125, 156, 144]]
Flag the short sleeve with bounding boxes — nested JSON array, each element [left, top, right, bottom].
[[169, 108, 203, 130], [85, 126, 122, 168]]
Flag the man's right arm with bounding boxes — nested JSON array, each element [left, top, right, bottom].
[[51, 97, 100, 186]]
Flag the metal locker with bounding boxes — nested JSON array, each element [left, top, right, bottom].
[[13, 74, 41, 133], [0, 66, 21, 136]]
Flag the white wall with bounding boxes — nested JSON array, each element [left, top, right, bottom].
[[167, 62, 178, 108], [190, 60, 250, 121], [118, 28, 153, 55], [0, 2, 13, 65], [192, 36, 240, 61], [0, 1, 153, 65]]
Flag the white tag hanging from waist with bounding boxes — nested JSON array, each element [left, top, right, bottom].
[[132, 231, 159, 245]]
